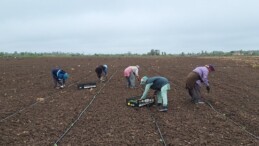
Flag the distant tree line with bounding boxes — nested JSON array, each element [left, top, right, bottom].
[[179, 50, 259, 56], [146, 49, 167, 55], [0, 52, 85, 57], [0, 49, 259, 57]]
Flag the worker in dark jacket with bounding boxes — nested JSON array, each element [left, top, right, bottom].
[[139, 76, 171, 112], [185, 64, 215, 104], [51, 68, 69, 89], [95, 64, 108, 81]]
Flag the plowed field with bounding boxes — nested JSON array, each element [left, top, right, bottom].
[[1, 56, 259, 146]]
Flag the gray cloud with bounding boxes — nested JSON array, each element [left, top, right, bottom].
[[0, 0, 259, 54]]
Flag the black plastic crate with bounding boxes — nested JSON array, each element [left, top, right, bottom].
[[126, 96, 155, 107], [77, 82, 97, 89]]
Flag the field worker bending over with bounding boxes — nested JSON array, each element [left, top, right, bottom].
[[124, 65, 140, 88], [139, 76, 170, 112], [51, 68, 69, 89], [95, 64, 108, 82], [185, 64, 215, 104]]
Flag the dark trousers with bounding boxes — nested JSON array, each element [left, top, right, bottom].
[[187, 83, 202, 102], [126, 72, 136, 88], [52, 77, 64, 87]]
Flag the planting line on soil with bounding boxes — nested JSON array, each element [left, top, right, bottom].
[[53, 70, 118, 146], [0, 79, 80, 122], [147, 107, 167, 146], [7, 72, 48, 81], [216, 72, 259, 89], [0, 101, 38, 122], [213, 82, 259, 102], [140, 64, 168, 146], [204, 100, 259, 140]]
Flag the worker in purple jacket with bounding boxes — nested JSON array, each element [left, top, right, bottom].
[[185, 64, 215, 104]]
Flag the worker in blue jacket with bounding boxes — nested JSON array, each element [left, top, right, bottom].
[[51, 68, 69, 89], [139, 76, 171, 112]]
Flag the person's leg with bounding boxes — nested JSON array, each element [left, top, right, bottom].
[[96, 68, 102, 79], [160, 84, 169, 107], [53, 78, 58, 88], [100, 75, 104, 81], [158, 84, 170, 112], [97, 73, 101, 79], [193, 84, 203, 104], [57, 79, 63, 86], [100, 72, 106, 81], [188, 88, 195, 102], [52, 71, 58, 88], [129, 72, 135, 88], [126, 77, 130, 87], [157, 91, 163, 105]]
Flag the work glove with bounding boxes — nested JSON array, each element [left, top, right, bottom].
[[206, 86, 210, 93]]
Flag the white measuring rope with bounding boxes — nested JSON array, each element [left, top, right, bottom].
[[54, 70, 118, 145], [142, 64, 167, 146], [147, 107, 167, 146]]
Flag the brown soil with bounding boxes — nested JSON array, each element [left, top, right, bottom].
[[1, 56, 259, 146]]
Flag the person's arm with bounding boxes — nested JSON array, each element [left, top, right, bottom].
[[202, 70, 209, 86], [140, 83, 152, 100], [201, 69, 210, 93], [103, 68, 107, 75], [134, 68, 140, 81], [135, 68, 139, 77]]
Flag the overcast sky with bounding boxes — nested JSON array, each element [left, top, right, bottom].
[[0, 0, 258, 54]]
